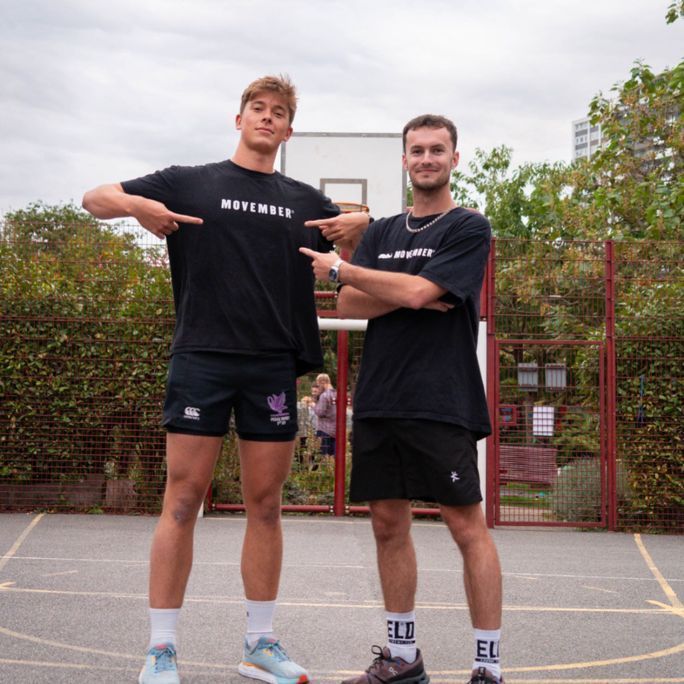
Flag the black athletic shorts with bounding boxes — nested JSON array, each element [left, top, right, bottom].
[[349, 418, 483, 506], [162, 351, 298, 441]]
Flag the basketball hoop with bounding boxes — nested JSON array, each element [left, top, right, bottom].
[[335, 201, 369, 214]]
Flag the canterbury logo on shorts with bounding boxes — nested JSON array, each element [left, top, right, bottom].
[[183, 406, 201, 420]]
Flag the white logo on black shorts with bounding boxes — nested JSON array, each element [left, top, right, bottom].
[[184, 406, 200, 420]]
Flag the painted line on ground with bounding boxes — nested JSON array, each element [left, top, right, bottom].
[[1, 623, 683, 679], [634, 533, 683, 611], [5, 555, 682, 584], [0, 513, 44, 574], [0, 659, 681, 683], [0, 584, 674, 615]]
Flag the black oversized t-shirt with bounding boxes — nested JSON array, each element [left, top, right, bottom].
[[121, 160, 337, 375], [350, 207, 492, 438]]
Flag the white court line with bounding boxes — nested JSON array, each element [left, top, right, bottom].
[[5, 554, 682, 584], [0, 584, 674, 615], [0, 513, 44, 574]]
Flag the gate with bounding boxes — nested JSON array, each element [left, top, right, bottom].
[[485, 239, 613, 528], [491, 340, 606, 527]]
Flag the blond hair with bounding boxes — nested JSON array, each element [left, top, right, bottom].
[[240, 74, 297, 124]]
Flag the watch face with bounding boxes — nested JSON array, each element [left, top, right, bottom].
[[328, 267, 338, 282]]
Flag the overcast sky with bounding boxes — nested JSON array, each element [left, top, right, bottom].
[[1, 0, 681, 216]]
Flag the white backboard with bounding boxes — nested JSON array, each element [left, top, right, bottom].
[[280, 132, 406, 219]]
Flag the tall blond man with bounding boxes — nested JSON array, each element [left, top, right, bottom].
[[83, 75, 368, 684]]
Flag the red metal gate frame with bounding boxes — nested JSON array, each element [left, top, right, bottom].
[[489, 339, 606, 528]]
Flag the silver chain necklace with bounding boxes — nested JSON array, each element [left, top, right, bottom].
[[405, 208, 453, 233]]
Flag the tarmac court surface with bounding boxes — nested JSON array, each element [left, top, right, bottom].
[[0, 513, 682, 683]]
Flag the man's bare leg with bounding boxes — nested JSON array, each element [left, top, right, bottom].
[[239, 439, 295, 600], [440, 503, 502, 628], [236, 439, 310, 683], [370, 499, 417, 612], [148, 432, 222, 608], [441, 502, 503, 681], [340, 500, 427, 684]]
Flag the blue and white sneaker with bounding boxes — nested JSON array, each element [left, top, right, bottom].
[[238, 637, 309, 684], [138, 643, 180, 684]]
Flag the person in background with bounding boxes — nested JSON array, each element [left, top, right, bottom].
[[313, 373, 337, 458]]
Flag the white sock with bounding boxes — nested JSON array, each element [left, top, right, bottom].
[[148, 608, 180, 649], [245, 599, 276, 648], [473, 628, 501, 679], [386, 610, 417, 663]]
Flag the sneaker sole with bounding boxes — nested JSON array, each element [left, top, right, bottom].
[[396, 674, 429, 684], [238, 661, 309, 684], [138, 668, 180, 684], [341, 673, 429, 684]]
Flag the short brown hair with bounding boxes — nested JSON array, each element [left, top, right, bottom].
[[402, 114, 458, 151], [240, 74, 298, 124]]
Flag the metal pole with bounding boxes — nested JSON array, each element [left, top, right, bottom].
[[333, 329, 349, 517], [485, 239, 497, 528], [605, 240, 617, 531]]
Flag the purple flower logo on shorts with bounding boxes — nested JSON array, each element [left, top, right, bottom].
[[267, 391, 290, 426]]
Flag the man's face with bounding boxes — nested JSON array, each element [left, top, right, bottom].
[[236, 92, 293, 154], [402, 126, 459, 192]]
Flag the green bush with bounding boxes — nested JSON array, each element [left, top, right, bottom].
[[0, 203, 172, 509], [550, 457, 631, 523]]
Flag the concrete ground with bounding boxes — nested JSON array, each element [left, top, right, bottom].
[[0, 512, 682, 683]]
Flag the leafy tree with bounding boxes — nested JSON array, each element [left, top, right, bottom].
[[452, 57, 682, 242], [585, 60, 683, 240], [666, 0, 684, 23], [451, 51, 683, 530]]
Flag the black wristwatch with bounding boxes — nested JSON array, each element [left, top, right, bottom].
[[328, 258, 344, 283]]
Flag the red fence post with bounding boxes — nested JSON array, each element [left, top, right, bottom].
[[605, 240, 617, 531], [485, 238, 497, 528], [333, 329, 349, 517]]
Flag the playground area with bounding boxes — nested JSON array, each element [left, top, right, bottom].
[[1, 512, 682, 683]]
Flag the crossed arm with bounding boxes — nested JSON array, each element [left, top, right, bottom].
[[298, 247, 453, 319]]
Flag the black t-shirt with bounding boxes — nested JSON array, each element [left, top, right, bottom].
[[121, 160, 337, 375], [350, 207, 492, 438]]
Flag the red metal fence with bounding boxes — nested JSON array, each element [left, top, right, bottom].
[[0, 223, 681, 531], [487, 239, 682, 531]]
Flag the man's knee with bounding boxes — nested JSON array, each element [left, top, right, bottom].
[[165, 487, 204, 525], [442, 505, 489, 549], [371, 503, 411, 545], [245, 493, 282, 527]]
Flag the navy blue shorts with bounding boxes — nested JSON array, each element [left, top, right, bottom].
[[349, 418, 482, 505], [162, 352, 298, 441]]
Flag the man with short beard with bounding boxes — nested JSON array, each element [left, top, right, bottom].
[[301, 115, 504, 684]]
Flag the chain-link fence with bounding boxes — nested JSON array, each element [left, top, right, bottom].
[[490, 239, 682, 531], [1, 220, 681, 531]]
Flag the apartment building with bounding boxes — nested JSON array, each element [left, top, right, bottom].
[[572, 117, 604, 160]]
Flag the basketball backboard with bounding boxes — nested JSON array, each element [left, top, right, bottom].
[[280, 132, 406, 219]]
